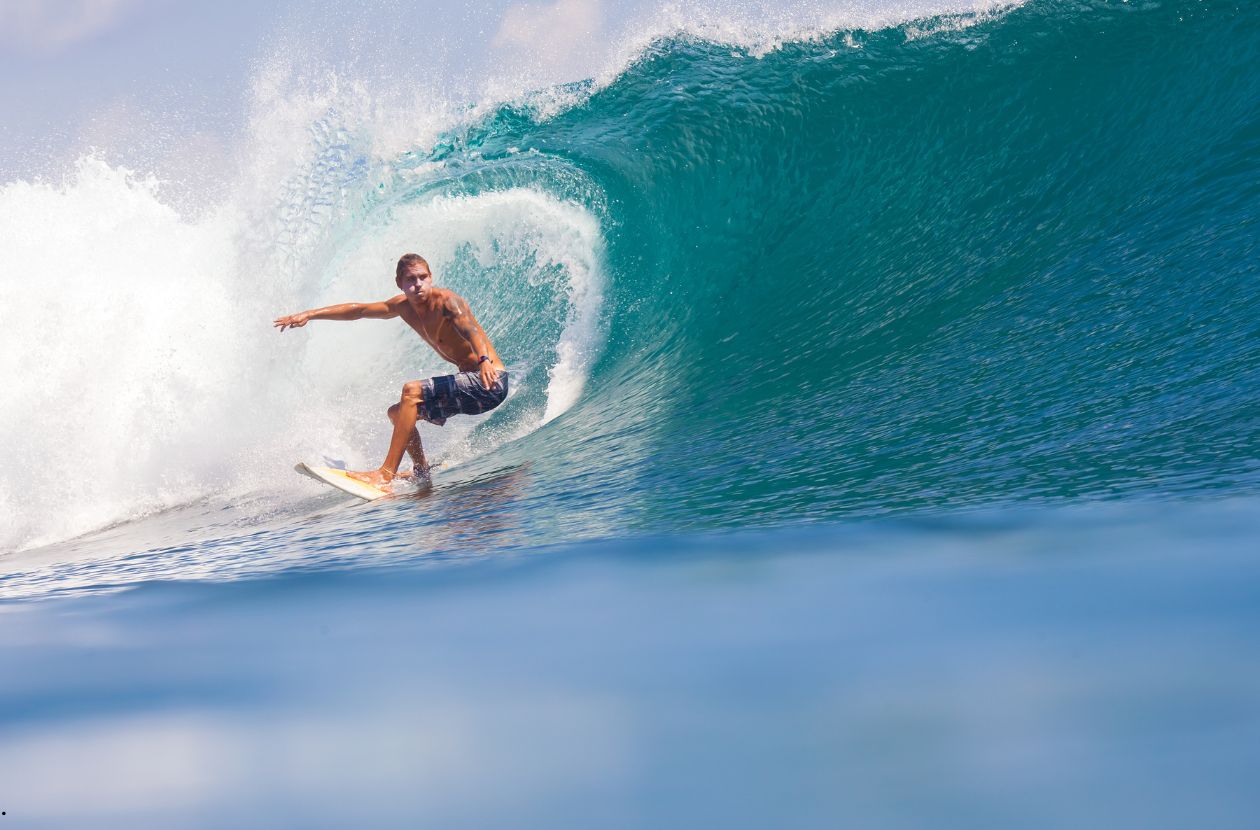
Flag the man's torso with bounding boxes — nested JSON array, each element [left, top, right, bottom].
[[393, 289, 503, 372]]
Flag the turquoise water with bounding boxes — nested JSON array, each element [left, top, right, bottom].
[[385, 0, 1260, 533], [2, 0, 1259, 825]]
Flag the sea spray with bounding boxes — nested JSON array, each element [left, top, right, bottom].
[[0, 152, 606, 551]]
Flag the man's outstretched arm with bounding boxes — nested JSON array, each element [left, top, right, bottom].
[[274, 296, 403, 331]]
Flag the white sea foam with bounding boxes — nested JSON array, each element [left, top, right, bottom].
[[0, 105, 605, 553], [0, 159, 249, 551]]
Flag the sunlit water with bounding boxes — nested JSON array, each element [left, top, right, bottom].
[[2, 0, 1259, 825]]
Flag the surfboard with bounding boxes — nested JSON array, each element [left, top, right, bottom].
[[295, 462, 390, 501]]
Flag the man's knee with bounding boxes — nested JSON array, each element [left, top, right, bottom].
[[387, 403, 401, 422], [400, 381, 423, 403]]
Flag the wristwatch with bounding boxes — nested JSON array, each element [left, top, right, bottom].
[[478, 355, 490, 364]]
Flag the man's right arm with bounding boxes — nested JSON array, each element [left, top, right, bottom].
[[274, 296, 403, 331]]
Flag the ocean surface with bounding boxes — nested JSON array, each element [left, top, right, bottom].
[[2, 0, 1259, 826]]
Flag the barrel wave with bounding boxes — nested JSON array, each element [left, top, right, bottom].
[[2, 0, 1258, 591], [456, 0, 1260, 528]]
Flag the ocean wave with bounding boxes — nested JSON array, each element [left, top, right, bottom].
[[3, 0, 1258, 558]]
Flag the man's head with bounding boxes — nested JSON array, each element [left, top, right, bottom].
[[396, 253, 433, 301]]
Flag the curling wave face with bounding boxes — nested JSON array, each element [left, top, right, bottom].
[[456, 0, 1260, 532]]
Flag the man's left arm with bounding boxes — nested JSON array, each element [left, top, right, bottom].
[[444, 295, 500, 389]]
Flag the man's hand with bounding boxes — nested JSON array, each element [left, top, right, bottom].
[[274, 312, 310, 331], [479, 359, 500, 390]]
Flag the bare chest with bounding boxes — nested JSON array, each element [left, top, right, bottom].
[[400, 306, 457, 351]]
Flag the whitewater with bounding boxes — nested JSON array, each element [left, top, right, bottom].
[[2, 0, 1259, 826]]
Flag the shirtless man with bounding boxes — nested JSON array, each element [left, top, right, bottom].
[[274, 253, 507, 488]]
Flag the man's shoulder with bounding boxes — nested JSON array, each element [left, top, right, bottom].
[[435, 287, 469, 309], [380, 294, 415, 320]]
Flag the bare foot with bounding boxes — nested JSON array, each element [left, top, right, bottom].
[[346, 469, 393, 487], [394, 466, 431, 481]]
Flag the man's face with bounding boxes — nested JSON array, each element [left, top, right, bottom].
[[397, 264, 433, 300]]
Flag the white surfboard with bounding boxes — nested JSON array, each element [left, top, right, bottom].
[[295, 462, 390, 501]]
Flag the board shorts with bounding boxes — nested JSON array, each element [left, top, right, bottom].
[[419, 370, 509, 426]]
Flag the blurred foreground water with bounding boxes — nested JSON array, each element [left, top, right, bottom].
[[3, 498, 1259, 829]]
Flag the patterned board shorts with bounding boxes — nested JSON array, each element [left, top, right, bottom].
[[419, 370, 510, 426]]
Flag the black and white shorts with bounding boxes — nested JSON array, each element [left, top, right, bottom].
[[419, 370, 509, 426]]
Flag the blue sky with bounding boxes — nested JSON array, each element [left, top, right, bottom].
[[0, 0, 636, 181], [2, 0, 275, 175]]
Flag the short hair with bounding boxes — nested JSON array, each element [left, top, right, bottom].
[[396, 253, 429, 278]]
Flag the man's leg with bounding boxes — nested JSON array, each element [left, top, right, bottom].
[[348, 381, 424, 486], [388, 402, 429, 476]]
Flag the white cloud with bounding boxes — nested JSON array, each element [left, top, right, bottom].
[[491, 0, 603, 76], [0, 0, 150, 53]]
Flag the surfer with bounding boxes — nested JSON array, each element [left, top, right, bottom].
[[274, 253, 507, 487]]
